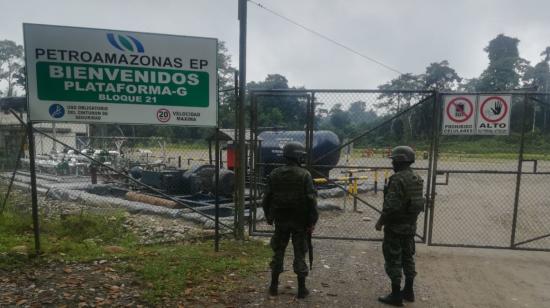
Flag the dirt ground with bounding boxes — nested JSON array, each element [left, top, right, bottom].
[[233, 238, 550, 308], [3, 238, 549, 307]]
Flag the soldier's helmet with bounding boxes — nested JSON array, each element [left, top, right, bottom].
[[283, 141, 306, 161], [389, 146, 415, 163]]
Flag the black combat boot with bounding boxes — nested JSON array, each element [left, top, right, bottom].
[[297, 276, 309, 299], [378, 283, 403, 306], [402, 277, 415, 302], [268, 272, 279, 296]]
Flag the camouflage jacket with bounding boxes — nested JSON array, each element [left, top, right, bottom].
[[262, 165, 318, 228], [379, 168, 424, 235]]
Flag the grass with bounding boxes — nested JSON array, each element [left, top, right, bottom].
[[124, 241, 270, 304], [0, 192, 271, 304], [0, 206, 136, 267]]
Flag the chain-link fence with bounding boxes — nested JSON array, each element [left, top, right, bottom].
[[1, 109, 236, 255], [4, 90, 550, 252], [511, 93, 550, 250], [429, 93, 550, 251], [249, 90, 437, 241], [248, 90, 550, 252]]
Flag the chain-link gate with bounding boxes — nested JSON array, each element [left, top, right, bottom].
[[428, 92, 550, 252], [248, 89, 550, 252], [249, 89, 437, 241], [512, 93, 550, 251]]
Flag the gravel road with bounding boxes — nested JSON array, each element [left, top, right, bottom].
[[233, 238, 550, 308]]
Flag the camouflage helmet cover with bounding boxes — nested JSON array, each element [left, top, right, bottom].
[[389, 145, 415, 162], [283, 141, 306, 161]]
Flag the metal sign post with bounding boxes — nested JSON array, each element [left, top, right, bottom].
[[26, 121, 41, 255], [236, 0, 247, 240], [214, 127, 220, 252]]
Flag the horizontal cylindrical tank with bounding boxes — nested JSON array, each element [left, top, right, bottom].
[[257, 130, 341, 177]]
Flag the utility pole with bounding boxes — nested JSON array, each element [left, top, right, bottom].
[[235, 0, 247, 240]]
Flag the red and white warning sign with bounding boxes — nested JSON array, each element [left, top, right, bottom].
[[442, 95, 476, 135], [477, 95, 511, 135]]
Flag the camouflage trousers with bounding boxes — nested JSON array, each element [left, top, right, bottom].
[[383, 229, 417, 285], [270, 224, 309, 277]]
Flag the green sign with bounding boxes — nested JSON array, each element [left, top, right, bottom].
[[36, 62, 209, 106], [24, 24, 218, 126]]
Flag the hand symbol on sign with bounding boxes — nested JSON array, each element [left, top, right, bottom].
[[491, 101, 502, 115]]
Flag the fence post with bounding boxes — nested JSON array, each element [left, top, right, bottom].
[[214, 128, 220, 252], [27, 121, 41, 256], [353, 177, 359, 212], [235, 0, 248, 240], [427, 91, 441, 245], [511, 94, 529, 248], [374, 169, 379, 194]]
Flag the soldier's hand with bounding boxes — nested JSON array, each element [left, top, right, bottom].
[[307, 225, 315, 234], [267, 219, 273, 225], [375, 221, 383, 231]]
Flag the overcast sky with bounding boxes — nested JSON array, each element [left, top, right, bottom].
[[2, 0, 550, 89]]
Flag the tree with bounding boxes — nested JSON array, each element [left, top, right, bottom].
[[329, 104, 350, 128], [423, 60, 462, 91], [348, 101, 377, 124], [217, 41, 236, 91], [477, 34, 529, 91], [376, 73, 424, 112], [217, 41, 238, 128], [14, 65, 26, 90], [459, 78, 480, 92], [523, 47, 550, 132], [248, 74, 307, 129], [0, 40, 24, 97], [376, 73, 425, 141], [542, 47, 550, 62]]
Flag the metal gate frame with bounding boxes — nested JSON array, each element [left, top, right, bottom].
[[428, 92, 550, 252], [248, 89, 437, 242]]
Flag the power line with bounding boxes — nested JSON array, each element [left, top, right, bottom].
[[247, 0, 404, 75]]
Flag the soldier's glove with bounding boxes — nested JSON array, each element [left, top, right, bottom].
[[375, 221, 383, 231], [267, 218, 273, 225], [307, 225, 315, 235]]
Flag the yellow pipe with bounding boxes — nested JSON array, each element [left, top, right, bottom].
[[314, 176, 370, 184]]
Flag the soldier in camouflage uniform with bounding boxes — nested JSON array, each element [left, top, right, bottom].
[[375, 146, 425, 306], [262, 141, 319, 299]]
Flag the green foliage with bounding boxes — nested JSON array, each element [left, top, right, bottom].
[[423, 60, 462, 90], [440, 132, 550, 156], [377, 73, 424, 112], [0, 209, 34, 253], [250, 74, 308, 130], [127, 241, 270, 304], [0, 198, 135, 266], [45, 213, 130, 244], [477, 34, 528, 91], [0, 193, 271, 304]]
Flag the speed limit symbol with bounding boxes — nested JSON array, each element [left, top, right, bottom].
[[156, 108, 171, 123], [442, 95, 476, 135], [477, 95, 511, 135]]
